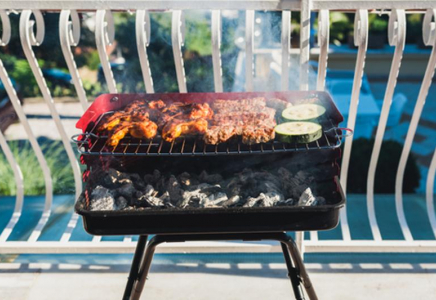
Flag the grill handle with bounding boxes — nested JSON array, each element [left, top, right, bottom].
[[324, 127, 354, 139], [71, 133, 99, 145]]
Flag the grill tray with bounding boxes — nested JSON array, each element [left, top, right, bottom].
[[75, 177, 345, 235], [73, 91, 345, 157]]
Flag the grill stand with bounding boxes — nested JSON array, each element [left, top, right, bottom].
[[122, 232, 317, 300]]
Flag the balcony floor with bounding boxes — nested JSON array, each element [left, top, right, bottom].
[[1, 253, 436, 300]]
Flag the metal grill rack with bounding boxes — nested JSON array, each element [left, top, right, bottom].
[[72, 111, 345, 157]]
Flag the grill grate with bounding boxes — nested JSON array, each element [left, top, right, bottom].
[[72, 111, 343, 156]]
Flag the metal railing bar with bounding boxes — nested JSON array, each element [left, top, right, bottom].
[[211, 10, 223, 92], [172, 10, 187, 93], [0, 10, 53, 242], [296, 0, 313, 253], [2, 240, 436, 254], [426, 148, 436, 239], [5, 1, 436, 11], [59, 9, 92, 242], [0, 131, 24, 242], [299, 0, 311, 91], [395, 9, 436, 242], [316, 9, 329, 91], [95, 9, 118, 93], [366, 9, 406, 242], [281, 10, 291, 91], [245, 10, 254, 92], [20, 9, 82, 242], [59, 9, 88, 110], [339, 9, 368, 242], [136, 10, 154, 93]]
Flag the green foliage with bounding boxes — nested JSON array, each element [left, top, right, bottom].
[[0, 54, 40, 97], [407, 14, 424, 44], [345, 138, 421, 193], [0, 140, 76, 196], [329, 12, 353, 45], [368, 14, 388, 34]]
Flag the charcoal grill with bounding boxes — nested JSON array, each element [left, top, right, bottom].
[[72, 91, 350, 300]]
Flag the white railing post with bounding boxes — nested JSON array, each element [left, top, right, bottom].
[[245, 10, 254, 92], [309, 9, 329, 243], [19, 10, 82, 242], [136, 10, 154, 93], [396, 8, 436, 241], [172, 10, 187, 93], [366, 9, 406, 241], [0, 10, 54, 242], [316, 9, 329, 91], [281, 10, 291, 91], [59, 9, 88, 110], [299, 0, 312, 91], [0, 130, 24, 242], [96, 9, 118, 93], [339, 9, 368, 241], [427, 149, 436, 239], [211, 10, 223, 93]]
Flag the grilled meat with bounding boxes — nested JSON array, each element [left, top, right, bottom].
[[189, 103, 214, 120], [212, 97, 266, 110], [204, 97, 276, 145], [162, 118, 208, 142]]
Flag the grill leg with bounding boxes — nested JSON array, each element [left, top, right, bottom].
[[281, 242, 305, 300], [130, 235, 164, 300], [281, 236, 318, 300], [123, 235, 148, 300]]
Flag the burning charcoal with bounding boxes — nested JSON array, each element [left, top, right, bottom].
[[144, 170, 161, 185], [243, 192, 284, 207], [278, 168, 315, 200], [159, 191, 171, 204], [298, 188, 316, 206], [199, 171, 223, 184], [129, 174, 146, 190], [129, 173, 141, 182], [116, 196, 128, 210], [90, 186, 116, 211], [163, 175, 184, 205], [179, 183, 225, 208], [103, 168, 129, 188], [144, 184, 155, 196], [221, 195, 242, 207], [117, 182, 137, 200], [277, 198, 296, 206], [203, 192, 228, 207], [314, 197, 326, 206], [177, 172, 197, 188], [138, 195, 166, 207]]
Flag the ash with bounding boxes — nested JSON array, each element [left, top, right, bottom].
[[88, 168, 327, 211]]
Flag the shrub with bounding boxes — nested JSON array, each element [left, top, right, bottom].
[[344, 138, 421, 193], [0, 140, 77, 196]]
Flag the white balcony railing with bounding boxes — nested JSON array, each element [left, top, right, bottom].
[[1, 0, 436, 254]]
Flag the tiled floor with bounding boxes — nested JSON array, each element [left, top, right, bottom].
[[1, 258, 436, 300]]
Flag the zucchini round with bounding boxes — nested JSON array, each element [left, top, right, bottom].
[[275, 122, 322, 144], [281, 104, 326, 122]]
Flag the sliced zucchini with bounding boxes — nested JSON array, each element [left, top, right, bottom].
[[275, 122, 322, 144], [281, 104, 326, 122]]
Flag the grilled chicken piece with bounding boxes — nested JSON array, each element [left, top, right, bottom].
[[108, 118, 158, 148], [108, 123, 132, 147], [130, 120, 158, 140], [162, 118, 208, 142], [188, 103, 214, 120]]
